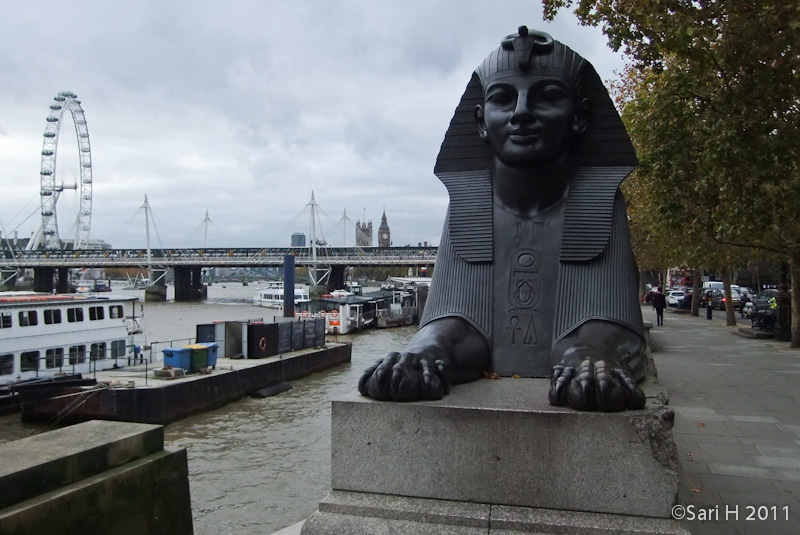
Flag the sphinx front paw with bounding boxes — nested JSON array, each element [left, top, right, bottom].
[[549, 355, 644, 412], [358, 352, 450, 402]]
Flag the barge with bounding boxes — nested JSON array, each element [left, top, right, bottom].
[[16, 316, 351, 425]]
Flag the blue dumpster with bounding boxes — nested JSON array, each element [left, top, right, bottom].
[[162, 347, 192, 369], [198, 342, 219, 369]]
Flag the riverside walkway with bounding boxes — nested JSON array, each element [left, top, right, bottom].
[[651, 305, 800, 534]]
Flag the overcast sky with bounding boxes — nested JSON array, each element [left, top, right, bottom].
[[0, 1, 625, 250]]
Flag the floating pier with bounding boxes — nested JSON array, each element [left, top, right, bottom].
[[18, 343, 351, 425]]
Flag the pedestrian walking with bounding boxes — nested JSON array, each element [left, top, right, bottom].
[[652, 287, 667, 326]]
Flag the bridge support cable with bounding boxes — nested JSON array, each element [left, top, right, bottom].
[[306, 191, 333, 286]]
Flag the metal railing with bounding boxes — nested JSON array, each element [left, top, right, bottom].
[[12, 342, 144, 380], [144, 338, 196, 363]]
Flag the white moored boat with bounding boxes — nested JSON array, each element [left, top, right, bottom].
[[0, 292, 142, 385], [252, 282, 311, 308]]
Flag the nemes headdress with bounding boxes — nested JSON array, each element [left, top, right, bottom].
[[475, 26, 586, 88], [433, 26, 637, 263]]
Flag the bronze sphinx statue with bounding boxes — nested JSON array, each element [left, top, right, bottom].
[[359, 27, 647, 412]]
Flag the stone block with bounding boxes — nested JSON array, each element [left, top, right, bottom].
[[330, 378, 678, 518], [0, 447, 192, 535], [0, 420, 163, 509]]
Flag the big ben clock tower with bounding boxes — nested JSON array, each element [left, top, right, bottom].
[[378, 210, 391, 247]]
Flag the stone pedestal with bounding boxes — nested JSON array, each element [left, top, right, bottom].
[[302, 378, 689, 534]]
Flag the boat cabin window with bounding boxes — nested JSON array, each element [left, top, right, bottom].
[[67, 307, 84, 322], [89, 306, 105, 321], [111, 340, 126, 359], [44, 309, 62, 325], [69, 345, 86, 364], [21, 351, 39, 372], [0, 354, 12, 375], [46, 348, 64, 369], [18, 310, 37, 327], [0, 312, 11, 329], [109, 305, 123, 319], [90, 342, 107, 361]]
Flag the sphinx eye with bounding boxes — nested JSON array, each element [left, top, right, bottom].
[[538, 86, 569, 102], [486, 87, 515, 106]]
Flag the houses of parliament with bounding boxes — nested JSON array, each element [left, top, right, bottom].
[[355, 210, 391, 247]]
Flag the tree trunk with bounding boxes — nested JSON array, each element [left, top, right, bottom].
[[721, 270, 736, 326], [791, 249, 800, 348], [691, 269, 701, 316]]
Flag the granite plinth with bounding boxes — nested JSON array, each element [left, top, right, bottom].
[[329, 378, 678, 518]]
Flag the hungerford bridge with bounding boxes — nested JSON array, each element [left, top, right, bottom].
[[0, 245, 438, 301]]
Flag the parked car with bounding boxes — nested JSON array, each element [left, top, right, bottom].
[[707, 289, 722, 309], [666, 290, 685, 307], [710, 288, 741, 310]]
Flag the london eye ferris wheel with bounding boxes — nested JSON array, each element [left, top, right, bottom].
[[35, 90, 93, 250]]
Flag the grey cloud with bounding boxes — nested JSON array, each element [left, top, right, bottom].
[[0, 1, 624, 251]]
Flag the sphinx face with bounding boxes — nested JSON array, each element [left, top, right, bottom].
[[476, 72, 586, 168]]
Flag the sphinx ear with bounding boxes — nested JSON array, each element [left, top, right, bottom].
[[572, 98, 591, 136], [475, 105, 489, 143]]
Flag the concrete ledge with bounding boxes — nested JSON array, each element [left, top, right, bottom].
[[734, 327, 774, 339], [302, 491, 689, 535], [0, 420, 162, 509], [318, 489, 490, 528], [330, 378, 678, 518], [0, 447, 192, 535], [271, 520, 305, 535]]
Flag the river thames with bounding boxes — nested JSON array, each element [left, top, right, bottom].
[[0, 282, 415, 534]]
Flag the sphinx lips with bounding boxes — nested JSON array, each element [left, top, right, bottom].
[[508, 130, 539, 144]]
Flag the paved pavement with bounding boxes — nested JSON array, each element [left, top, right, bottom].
[[648, 304, 800, 534]]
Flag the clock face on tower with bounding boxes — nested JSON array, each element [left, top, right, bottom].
[[382, 233, 388, 239]]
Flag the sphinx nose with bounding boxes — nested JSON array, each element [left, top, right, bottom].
[[511, 93, 535, 123]]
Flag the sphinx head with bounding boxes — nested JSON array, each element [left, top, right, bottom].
[[474, 27, 592, 168]]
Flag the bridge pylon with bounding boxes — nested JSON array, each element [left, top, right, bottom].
[[174, 266, 207, 302], [144, 269, 168, 302]]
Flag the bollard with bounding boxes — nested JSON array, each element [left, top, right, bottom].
[[706, 292, 713, 320]]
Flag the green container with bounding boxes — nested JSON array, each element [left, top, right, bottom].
[[184, 344, 208, 370]]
